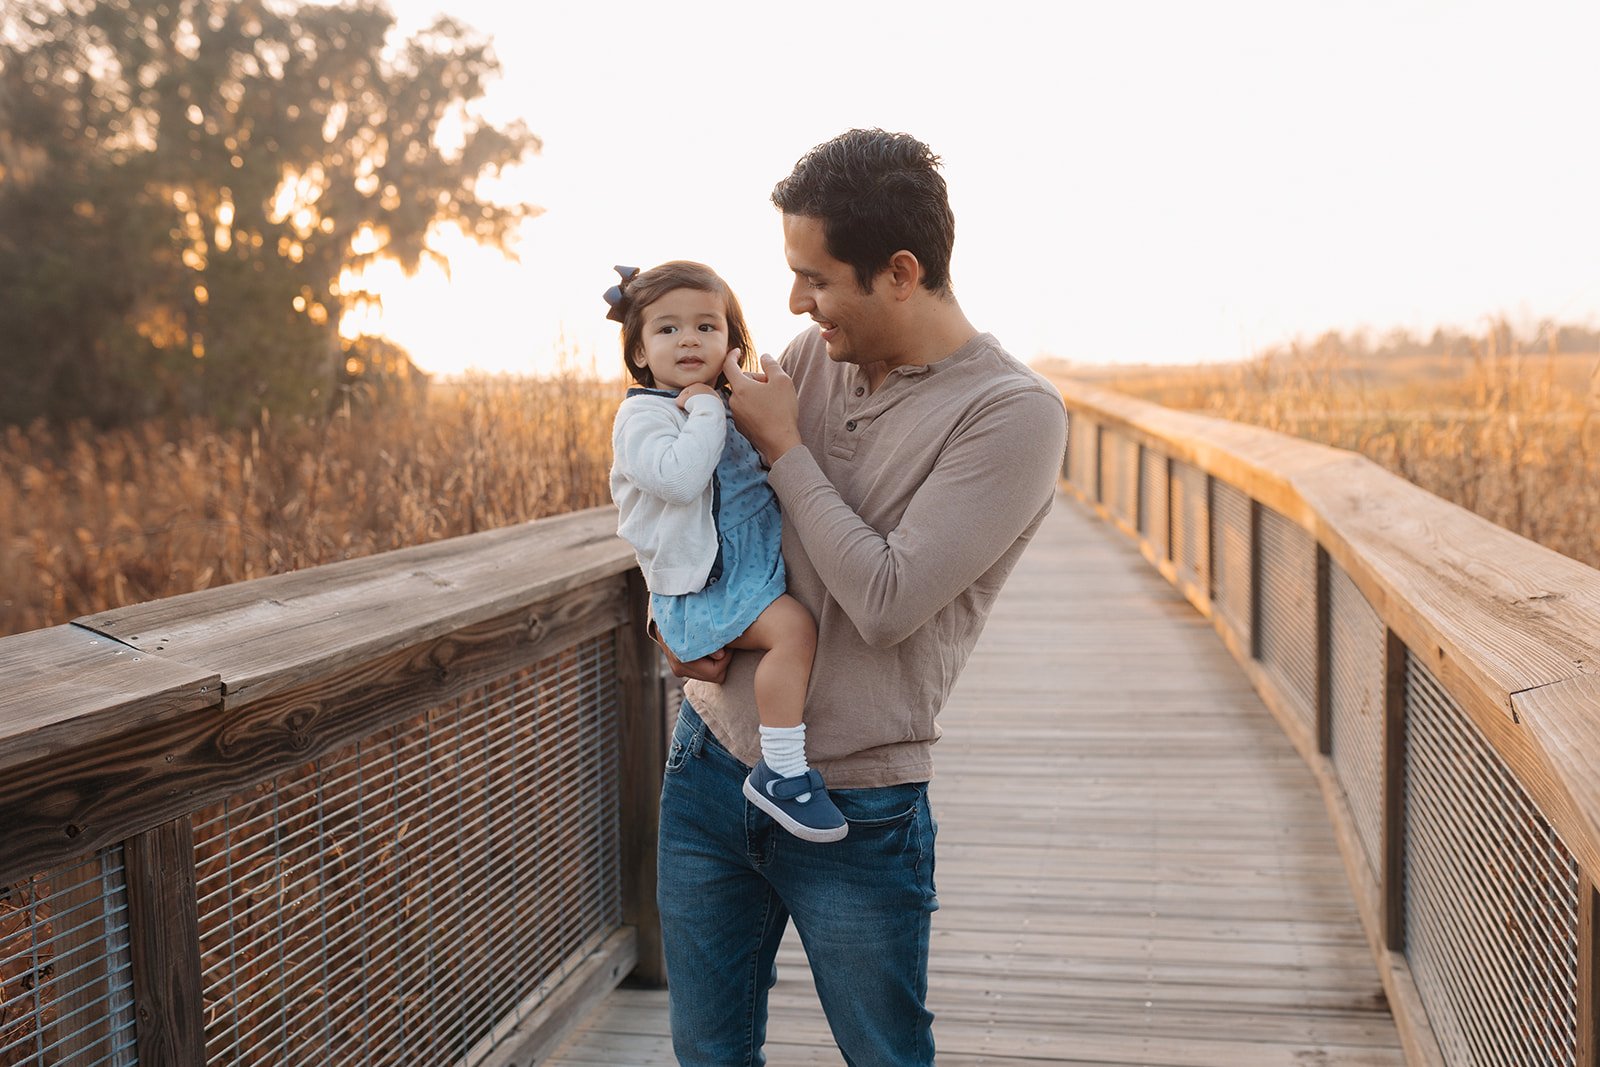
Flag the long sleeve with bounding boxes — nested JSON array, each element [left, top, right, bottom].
[[611, 393, 726, 506], [767, 386, 1065, 648]]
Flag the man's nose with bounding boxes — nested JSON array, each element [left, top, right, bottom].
[[788, 279, 811, 316]]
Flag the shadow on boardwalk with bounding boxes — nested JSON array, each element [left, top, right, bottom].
[[547, 492, 1403, 1066]]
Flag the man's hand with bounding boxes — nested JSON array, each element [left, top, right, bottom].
[[676, 381, 717, 410], [652, 619, 731, 684], [723, 352, 802, 465]]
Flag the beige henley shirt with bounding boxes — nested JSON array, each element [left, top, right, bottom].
[[684, 327, 1068, 788]]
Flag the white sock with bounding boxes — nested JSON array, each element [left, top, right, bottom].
[[759, 723, 811, 784]]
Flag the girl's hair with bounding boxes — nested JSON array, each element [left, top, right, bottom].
[[612, 261, 756, 388]]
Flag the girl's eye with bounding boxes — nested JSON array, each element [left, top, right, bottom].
[[659, 325, 677, 334], [698, 323, 718, 332]]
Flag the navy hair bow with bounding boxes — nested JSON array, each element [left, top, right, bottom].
[[603, 264, 640, 323]]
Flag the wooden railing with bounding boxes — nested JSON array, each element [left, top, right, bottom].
[[0, 506, 669, 1067], [1058, 379, 1600, 1067]]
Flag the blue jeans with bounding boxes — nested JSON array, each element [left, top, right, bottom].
[[657, 701, 938, 1066]]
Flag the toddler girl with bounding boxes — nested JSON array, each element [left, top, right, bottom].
[[605, 261, 846, 843]]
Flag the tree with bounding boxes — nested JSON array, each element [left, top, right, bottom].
[[0, 0, 538, 427]]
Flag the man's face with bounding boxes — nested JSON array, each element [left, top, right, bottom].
[[783, 214, 894, 366]]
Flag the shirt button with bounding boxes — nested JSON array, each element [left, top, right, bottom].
[[846, 419, 857, 431], [854, 386, 865, 397]]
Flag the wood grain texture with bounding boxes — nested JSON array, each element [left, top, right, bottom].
[[1581, 872, 1598, 1067], [0, 579, 627, 886], [616, 569, 667, 987], [125, 818, 205, 1067], [76, 505, 635, 708], [1060, 379, 1600, 905], [471, 928, 638, 1067], [1383, 628, 1408, 954], [544, 494, 1406, 1065], [1058, 380, 1600, 708], [0, 625, 218, 776]]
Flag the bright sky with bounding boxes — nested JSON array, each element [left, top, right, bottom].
[[358, 0, 1600, 378]]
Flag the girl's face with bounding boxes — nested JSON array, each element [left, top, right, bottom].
[[632, 287, 730, 391]]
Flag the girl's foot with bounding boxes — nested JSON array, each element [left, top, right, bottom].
[[743, 761, 849, 843]]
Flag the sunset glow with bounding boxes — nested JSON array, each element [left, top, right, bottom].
[[366, 0, 1600, 379]]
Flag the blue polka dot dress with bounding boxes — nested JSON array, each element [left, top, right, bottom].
[[652, 397, 787, 662]]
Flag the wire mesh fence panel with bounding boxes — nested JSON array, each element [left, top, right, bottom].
[[1171, 461, 1207, 591], [1255, 505, 1317, 735], [1210, 480, 1252, 645], [1327, 562, 1386, 881], [0, 849, 136, 1067], [1404, 655, 1580, 1067], [1138, 445, 1167, 552], [193, 634, 622, 1067], [1064, 413, 1092, 493], [1096, 429, 1136, 528]]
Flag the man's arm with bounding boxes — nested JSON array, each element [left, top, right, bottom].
[[771, 388, 1064, 647]]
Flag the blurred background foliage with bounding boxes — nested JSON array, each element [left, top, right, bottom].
[[0, 0, 539, 428]]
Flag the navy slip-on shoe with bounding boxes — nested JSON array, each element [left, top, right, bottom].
[[742, 760, 849, 843]]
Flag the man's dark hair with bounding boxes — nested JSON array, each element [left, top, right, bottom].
[[771, 129, 955, 297]]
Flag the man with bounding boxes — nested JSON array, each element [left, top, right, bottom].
[[653, 128, 1066, 1066]]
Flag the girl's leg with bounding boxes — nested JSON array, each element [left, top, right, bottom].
[[726, 594, 816, 729], [730, 596, 845, 842]]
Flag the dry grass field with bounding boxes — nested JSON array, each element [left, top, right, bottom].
[[8, 337, 1600, 641], [0, 373, 619, 639], [1042, 343, 1600, 569]]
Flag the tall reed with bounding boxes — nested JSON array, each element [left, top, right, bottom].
[[0, 371, 620, 638], [1077, 335, 1600, 569]]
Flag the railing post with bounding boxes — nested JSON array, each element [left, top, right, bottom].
[[1133, 442, 1145, 536], [125, 817, 204, 1066], [617, 568, 668, 987], [1315, 546, 1333, 756], [1382, 628, 1408, 952], [1092, 423, 1104, 504], [1581, 871, 1598, 1067], [1163, 456, 1175, 563], [1204, 475, 1216, 602], [1248, 498, 1263, 660]]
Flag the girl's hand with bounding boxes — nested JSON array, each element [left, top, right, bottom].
[[676, 382, 718, 410]]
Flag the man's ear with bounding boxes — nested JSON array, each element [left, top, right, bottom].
[[885, 250, 922, 301]]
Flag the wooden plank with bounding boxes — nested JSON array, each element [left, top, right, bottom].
[[0, 625, 218, 777], [1580, 870, 1598, 1067], [76, 505, 635, 708], [0, 578, 627, 884], [471, 927, 637, 1067], [1513, 675, 1600, 879], [1057, 379, 1600, 892], [546, 495, 1406, 1065], [125, 818, 205, 1067], [615, 569, 667, 987], [1317, 545, 1334, 756], [1382, 628, 1407, 953]]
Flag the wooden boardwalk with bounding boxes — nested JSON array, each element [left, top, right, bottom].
[[547, 492, 1405, 1066]]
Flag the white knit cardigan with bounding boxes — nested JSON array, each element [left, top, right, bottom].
[[609, 391, 726, 595]]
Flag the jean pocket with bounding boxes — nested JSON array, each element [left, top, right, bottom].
[[664, 713, 697, 774], [830, 782, 926, 829]]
